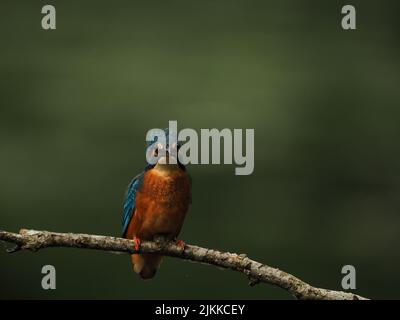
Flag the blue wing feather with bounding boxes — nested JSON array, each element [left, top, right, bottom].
[[122, 172, 144, 238], [122, 165, 154, 238]]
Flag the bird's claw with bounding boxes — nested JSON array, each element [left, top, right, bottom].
[[176, 240, 186, 250], [133, 237, 141, 251]]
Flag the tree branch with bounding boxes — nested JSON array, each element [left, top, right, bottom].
[[0, 229, 367, 300]]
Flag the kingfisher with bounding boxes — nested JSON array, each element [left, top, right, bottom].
[[122, 130, 191, 279]]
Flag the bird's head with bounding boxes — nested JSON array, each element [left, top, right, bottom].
[[146, 128, 184, 171]]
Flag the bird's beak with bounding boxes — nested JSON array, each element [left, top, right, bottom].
[[157, 151, 178, 165]]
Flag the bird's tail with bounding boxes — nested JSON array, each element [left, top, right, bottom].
[[131, 254, 163, 280]]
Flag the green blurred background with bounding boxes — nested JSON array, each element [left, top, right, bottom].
[[1, 0, 400, 299]]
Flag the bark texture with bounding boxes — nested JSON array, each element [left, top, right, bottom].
[[0, 229, 367, 300]]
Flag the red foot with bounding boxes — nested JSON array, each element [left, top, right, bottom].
[[133, 237, 141, 251], [176, 240, 186, 249]]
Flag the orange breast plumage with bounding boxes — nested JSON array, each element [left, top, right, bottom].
[[126, 166, 191, 241], [125, 165, 191, 279]]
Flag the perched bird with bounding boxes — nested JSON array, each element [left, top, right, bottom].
[[122, 131, 191, 279]]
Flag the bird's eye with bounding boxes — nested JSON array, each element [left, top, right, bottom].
[[154, 148, 159, 157]]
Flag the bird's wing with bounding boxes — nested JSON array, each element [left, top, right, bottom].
[[122, 172, 145, 238]]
